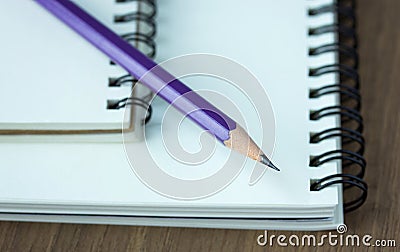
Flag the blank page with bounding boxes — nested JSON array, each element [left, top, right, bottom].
[[0, 0, 341, 215], [0, 0, 136, 132]]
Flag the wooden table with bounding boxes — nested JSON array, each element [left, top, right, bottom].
[[0, 0, 399, 251]]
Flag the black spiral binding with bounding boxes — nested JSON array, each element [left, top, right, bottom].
[[107, 0, 156, 124], [308, 0, 367, 212]]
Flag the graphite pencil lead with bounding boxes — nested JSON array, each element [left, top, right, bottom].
[[259, 154, 280, 171]]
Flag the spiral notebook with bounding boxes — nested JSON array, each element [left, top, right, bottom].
[[0, 0, 153, 142], [0, 0, 367, 230]]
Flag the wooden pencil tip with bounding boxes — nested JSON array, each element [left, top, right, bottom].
[[259, 154, 280, 171]]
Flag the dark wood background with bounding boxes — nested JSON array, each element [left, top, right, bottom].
[[0, 0, 399, 251]]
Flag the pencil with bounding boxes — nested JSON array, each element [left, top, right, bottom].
[[34, 0, 279, 171]]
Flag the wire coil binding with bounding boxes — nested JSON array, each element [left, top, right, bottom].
[[108, 0, 156, 124], [308, 0, 367, 212]]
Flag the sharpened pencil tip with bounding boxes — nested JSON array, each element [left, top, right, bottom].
[[268, 162, 280, 171], [259, 154, 280, 171]]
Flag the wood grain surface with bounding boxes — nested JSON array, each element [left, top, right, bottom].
[[0, 0, 399, 251]]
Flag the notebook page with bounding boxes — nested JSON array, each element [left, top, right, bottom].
[[0, 0, 340, 215], [0, 0, 136, 132]]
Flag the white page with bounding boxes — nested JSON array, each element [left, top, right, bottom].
[[0, 0, 341, 216], [0, 0, 137, 131]]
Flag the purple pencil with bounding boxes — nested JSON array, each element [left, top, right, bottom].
[[34, 0, 279, 170]]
